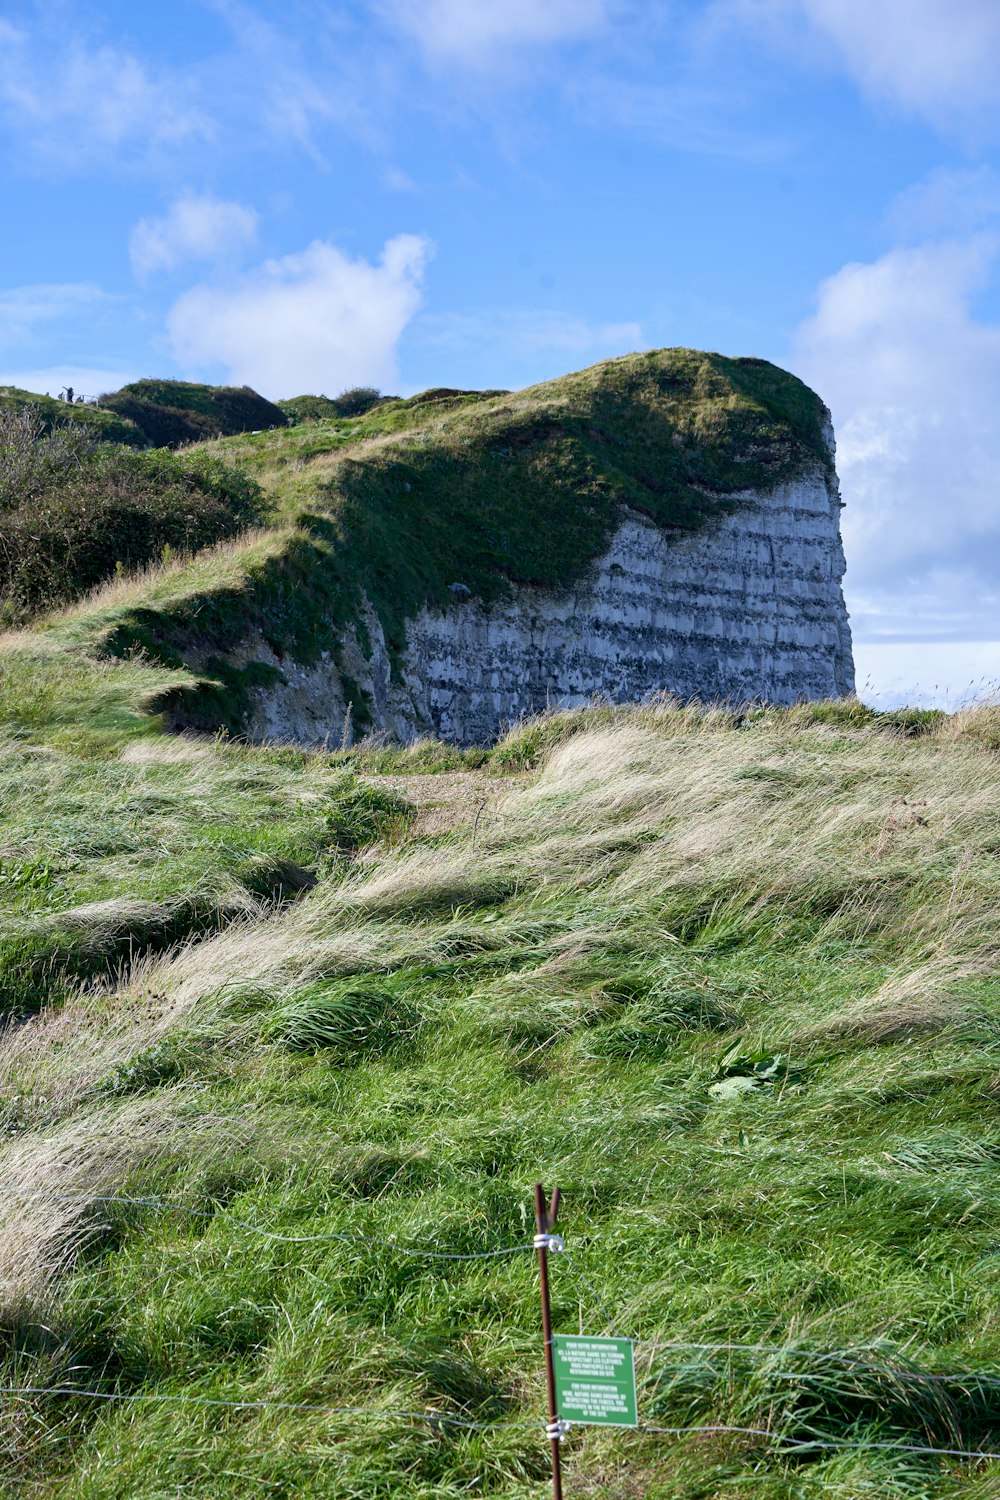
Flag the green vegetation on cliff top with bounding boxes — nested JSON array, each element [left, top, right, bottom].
[[31, 348, 833, 735], [0, 407, 268, 623], [0, 386, 142, 446], [100, 379, 288, 448]]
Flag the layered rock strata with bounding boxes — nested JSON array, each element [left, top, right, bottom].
[[247, 443, 853, 747]]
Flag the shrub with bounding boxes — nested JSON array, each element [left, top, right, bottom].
[[328, 386, 386, 418], [0, 410, 267, 618], [278, 388, 390, 425], [321, 775, 415, 851], [98, 381, 288, 448]]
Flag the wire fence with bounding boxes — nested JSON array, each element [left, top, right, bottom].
[[3, 1183, 1000, 1467], [4, 1386, 1000, 1463], [0, 1185, 537, 1259]]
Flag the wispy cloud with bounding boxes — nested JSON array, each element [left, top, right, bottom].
[[374, 0, 614, 65], [573, 76, 787, 160], [0, 283, 107, 345], [713, 0, 1000, 136], [0, 21, 212, 168], [167, 234, 432, 398], [887, 166, 1000, 240], [130, 195, 259, 279], [207, 0, 383, 161]]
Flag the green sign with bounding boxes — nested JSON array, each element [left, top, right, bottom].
[[552, 1335, 637, 1427]]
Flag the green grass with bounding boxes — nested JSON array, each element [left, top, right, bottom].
[[0, 387, 141, 445], [0, 642, 412, 1017], [29, 347, 834, 736], [3, 665, 1000, 1496], [99, 381, 288, 448]]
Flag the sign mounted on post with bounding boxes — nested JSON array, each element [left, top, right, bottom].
[[551, 1335, 637, 1428]]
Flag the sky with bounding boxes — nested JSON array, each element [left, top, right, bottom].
[[1, 0, 999, 707]]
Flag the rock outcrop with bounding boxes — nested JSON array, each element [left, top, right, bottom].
[[246, 421, 853, 747]]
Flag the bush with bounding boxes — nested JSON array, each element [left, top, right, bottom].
[[98, 381, 288, 448], [321, 774, 415, 851], [0, 408, 267, 617], [98, 393, 218, 448], [329, 386, 386, 418], [280, 388, 390, 424]]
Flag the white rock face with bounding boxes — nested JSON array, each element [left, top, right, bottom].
[[247, 450, 854, 747]]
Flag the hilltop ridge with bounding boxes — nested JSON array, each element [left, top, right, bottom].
[[6, 347, 850, 741]]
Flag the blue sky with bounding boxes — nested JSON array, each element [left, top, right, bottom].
[[2, 0, 1000, 706]]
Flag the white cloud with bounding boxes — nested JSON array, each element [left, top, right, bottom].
[[801, 0, 1000, 127], [794, 236, 1000, 643], [130, 195, 259, 279], [887, 166, 1000, 240], [376, 0, 612, 63], [714, 0, 1000, 132], [0, 283, 106, 344], [0, 23, 211, 166], [167, 235, 432, 398]]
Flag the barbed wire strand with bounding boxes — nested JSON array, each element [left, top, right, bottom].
[[0, 1387, 537, 1430], [4, 1187, 1000, 1398], [0, 1187, 533, 1260], [554, 1262, 1000, 1394], [638, 1423, 1000, 1461], [633, 1340, 1000, 1388], [4, 1388, 1000, 1461]]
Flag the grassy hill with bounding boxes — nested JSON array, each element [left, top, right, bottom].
[[0, 387, 143, 446], [1, 377, 289, 452], [99, 380, 289, 448], [16, 348, 835, 737], [0, 618, 998, 1495]]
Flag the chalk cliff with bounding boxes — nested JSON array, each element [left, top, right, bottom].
[[245, 422, 853, 747]]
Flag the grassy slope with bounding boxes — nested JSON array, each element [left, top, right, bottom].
[[0, 381, 288, 450], [99, 381, 289, 448], [0, 388, 141, 446], [0, 640, 411, 1018], [40, 349, 832, 733], [3, 655, 1000, 1497]]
